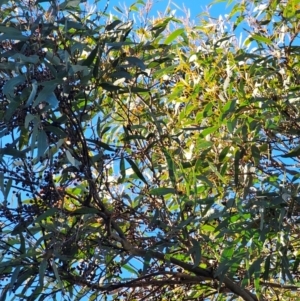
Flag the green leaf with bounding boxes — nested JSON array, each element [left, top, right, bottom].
[[292, 255, 300, 274], [282, 145, 300, 157], [35, 208, 59, 224], [44, 126, 67, 139], [71, 64, 89, 76], [105, 20, 122, 31], [85, 139, 115, 151], [119, 154, 126, 183], [0, 144, 28, 159], [11, 53, 39, 64], [99, 82, 123, 91], [251, 34, 272, 45], [3, 75, 26, 99], [220, 161, 228, 176], [221, 99, 237, 120], [0, 284, 9, 301], [51, 261, 64, 293], [251, 145, 260, 166], [25, 80, 38, 107], [93, 56, 100, 78], [3, 177, 12, 201], [111, 70, 133, 79], [123, 134, 146, 141], [149, 187, 176, 195], [71, 207, 99, 215], [196, 176, 213, 187], [222, 246, 234, 260], [200, 126, 219, 137], [9, 266, 21, 293], [12, 268, 35, 291], [32, 83, 59, 109], [208, 161, 226, 183], [248, 258, 263, 281], [142, 252, 152, 275], [234, 149, 241, 187], [113, 6, 123, 13], [198, 141, 213, 149], [219, 146, 230, 163], [65, 149, 76, 166], [128, 86, 150, 93], [126, 157, 148, 185], [164, 28, 184, 45], [162, 148, 176, 187], [124, 57, 146, 70], [263, 255, 271, 280], [227, 119, 237, 133], [19, 233, 25, 253], [190, 239, 201, 268], [24, 114, 37, 129], [0, 26, 28, 40], [282, 255, 294, 283], [39, 259, 48, 287], [150, 17, 174, 38], [29, 286, 43, 301], [37, 131, 48, 159], [122, 264, 139, 276]]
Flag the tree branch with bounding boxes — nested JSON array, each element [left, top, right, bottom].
[[111, 233, 258, 301], [260, 281, 300, 291]]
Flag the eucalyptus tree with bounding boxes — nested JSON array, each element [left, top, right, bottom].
[[0, 0, 300, 300]]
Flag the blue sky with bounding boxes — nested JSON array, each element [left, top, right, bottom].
[[104, 0, 233, 20]]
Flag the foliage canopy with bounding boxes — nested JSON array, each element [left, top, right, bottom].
[[1, 0, 300, 300]]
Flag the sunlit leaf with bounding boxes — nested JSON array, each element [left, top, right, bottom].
[[251, 34, 272, 45], [282, 145, 300, 157], [164, 28, 184, 45], [149, 187, 176, 195]]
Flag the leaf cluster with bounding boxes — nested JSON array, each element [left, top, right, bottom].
[[1, 0, 300, 301]]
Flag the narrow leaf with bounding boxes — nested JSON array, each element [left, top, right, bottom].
[[282, 145, 300, 157], [25, 80, 38, 107], [190, 239, 201, 268], [35, 208, 59, 223], [66, 149, 76, 166], [124, 57, 146, 70], [51, 261, 65, 294], [39, 259, 48, 287], [119, 154, 126, 183], [37, 130, 48, 159], [105, 20, 122, 31], [86, 139, 115, 151], [33, 84, 58, 108], [71, 207, 99, 215], [251, 34, 272, 45], [126, 158, 148, 185], [99, 82, 123, 91], [3, 75, 26, 98], [149, 187, 176, 195], [234, 149, 241, 187], [9, 266, 21, 293]]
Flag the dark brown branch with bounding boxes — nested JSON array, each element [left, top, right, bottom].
[[111, 233, 258, 301], [260, 281, 300, 291]]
